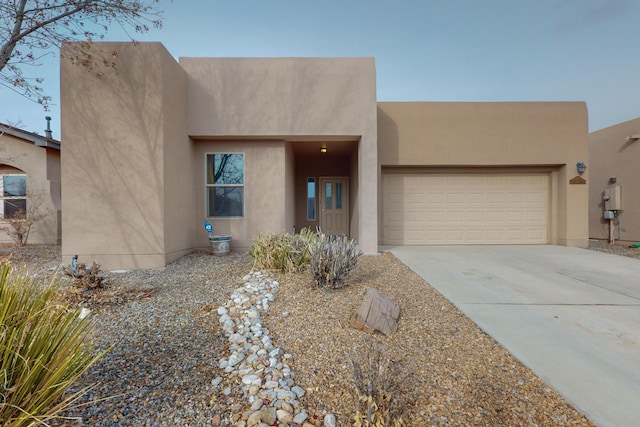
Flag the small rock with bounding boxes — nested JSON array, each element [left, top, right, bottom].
[[228, 352, 245, 367], [293, 409, 308, 424], [246, 410, 262, 427], [264, 380, 278, 389], [211, 413, 221, 426], [291, 385, 305, 398], [250, 399, 263, 411], [276, 409, 293, 423], [211, 376, 223, 387], [324, 413, 337, 427], [261, 407, 277, 425], [281, 401, 294, 413], [242, 374, 259, 385]]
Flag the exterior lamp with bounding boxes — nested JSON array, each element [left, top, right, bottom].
[[320, 145, 328, 153], [576, 162, 587, 175]]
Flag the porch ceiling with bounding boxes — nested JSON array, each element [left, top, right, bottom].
[[290, 140, 358, 157]]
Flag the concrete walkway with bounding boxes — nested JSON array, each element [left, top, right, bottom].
[[389, 245, 640, 427]]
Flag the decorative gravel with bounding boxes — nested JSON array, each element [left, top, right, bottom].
[[3, 241, 637, 426]]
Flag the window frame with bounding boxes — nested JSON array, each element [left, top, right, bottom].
[[205, 152, 245, 218], [0, 174, 27, 219]]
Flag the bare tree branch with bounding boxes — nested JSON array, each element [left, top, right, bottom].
[[0, 0, 164, 108]]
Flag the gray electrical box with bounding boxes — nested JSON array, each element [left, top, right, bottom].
[[604, 185, 621, 211], [604, 210, 614, 220]]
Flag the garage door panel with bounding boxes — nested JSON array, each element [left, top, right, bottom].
[[383, 172, 549, 245]]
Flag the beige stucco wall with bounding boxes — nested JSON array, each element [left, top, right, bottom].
[[61, 42, 189, 269], [0, 135, 60, 244], [180, 57, 378, 254], [377, 102, 589, 247], [589, 118, 640, 242], [192, 140, 290, 251]]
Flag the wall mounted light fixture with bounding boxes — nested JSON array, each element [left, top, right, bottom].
[[576, 162, 587, 175], [320, 144, 328, 153]]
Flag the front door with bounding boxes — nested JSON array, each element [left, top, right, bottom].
[[320, 177, 349, 236]]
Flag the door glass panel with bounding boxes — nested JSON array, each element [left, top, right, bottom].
[[325, 182, 332, 209], [336, 183, 342, 209]]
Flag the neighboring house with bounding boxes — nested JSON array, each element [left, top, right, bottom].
[[0, 120, 61, 244], [60, 42, 588, 270], [589, 118, 640, 243]]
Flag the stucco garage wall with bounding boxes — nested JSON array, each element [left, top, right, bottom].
[[180, 57, 378, 254], [61, 42, 189, 269], [377, 102, 589, 247], [589, 118, 640, 242]]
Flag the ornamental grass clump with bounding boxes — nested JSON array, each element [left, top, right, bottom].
[[249, 228, 317, 273], [0, 262, 106, 426], [310, 233, 362, 289]]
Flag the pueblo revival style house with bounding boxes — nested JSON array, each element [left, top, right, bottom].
[[60, 42, 588, 270]]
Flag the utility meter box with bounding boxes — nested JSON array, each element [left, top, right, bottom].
[[604, 185, 621, 211]]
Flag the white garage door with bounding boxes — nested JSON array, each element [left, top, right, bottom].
[[383, 172, 549, 245]]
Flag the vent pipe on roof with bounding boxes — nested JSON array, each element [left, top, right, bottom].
[[45, 116, 52, 139]]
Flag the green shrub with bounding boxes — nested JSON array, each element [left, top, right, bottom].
[[309, 233, 362, 289], [0, 262, 106, 426], [249, 228, 318, 273]]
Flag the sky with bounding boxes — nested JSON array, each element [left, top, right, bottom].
[[2, 0, 639, 138]]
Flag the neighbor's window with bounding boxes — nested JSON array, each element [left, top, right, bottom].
[[0, 174, 27, 218], [206, 153, 244, 217], [307, 178, 316, 221]]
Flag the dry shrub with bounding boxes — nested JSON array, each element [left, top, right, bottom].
[[309, 233, 362, 289], [63, 261, 106, 290], [349, 341, 413, 427]]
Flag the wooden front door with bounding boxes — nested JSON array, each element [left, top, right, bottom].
[[320, 177, 349, 236]]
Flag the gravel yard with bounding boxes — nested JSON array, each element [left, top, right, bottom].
[[3, 241, 637, 426]]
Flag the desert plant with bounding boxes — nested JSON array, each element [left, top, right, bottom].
[[63, 261, 107, 290], [0, 262, 106, 426], [309, 233, 362, 289], [249, 228, 318, 273], [349, 341, 411, 427]]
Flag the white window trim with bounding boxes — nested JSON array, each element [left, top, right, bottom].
[[0, 173, 27, 219], [205, 152, 245, 219]]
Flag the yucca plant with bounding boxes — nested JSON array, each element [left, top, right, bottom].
[[0, 262, 106, 426]]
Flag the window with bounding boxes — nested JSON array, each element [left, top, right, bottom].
[[206, 153, 244, 217], [307, 178, 316, 221], [0, 174, 27, 218], [325, 182, 332, 209]]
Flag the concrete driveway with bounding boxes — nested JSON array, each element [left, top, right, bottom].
[[389, 245, 640, 427]]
